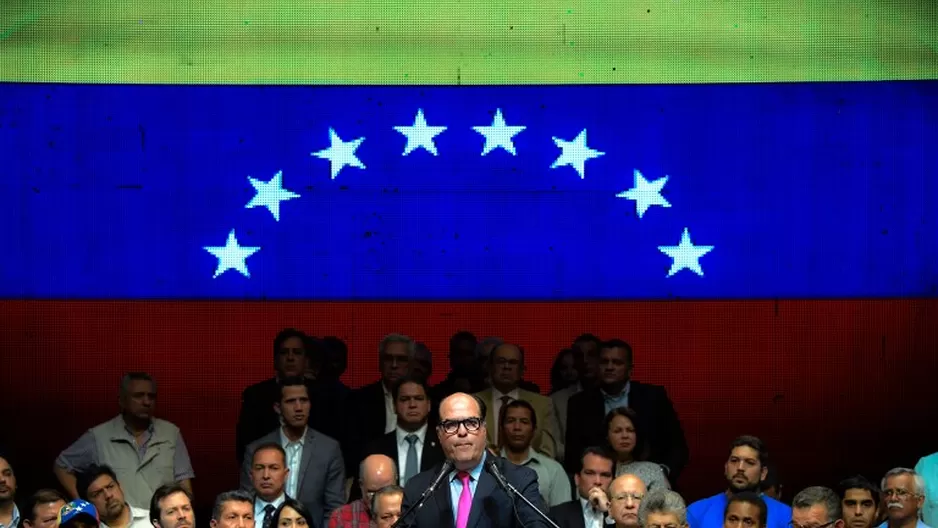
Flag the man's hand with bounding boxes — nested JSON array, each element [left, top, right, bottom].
[[588, 487, 610, 513]]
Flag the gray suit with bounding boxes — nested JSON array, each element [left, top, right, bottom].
[[240, 428, 345, 528]]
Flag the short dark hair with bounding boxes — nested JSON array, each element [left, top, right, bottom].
[[730, 435, 769, 467], [76, 464, 119, 500], [449, 331, 478, 354], [578, 446, 615, 474], [837, 475, 880, 502], [573, 333, 602, 348], [278, 376, 309, 402], [602, 407, 647, 461], [149, 484, 193, 524], [599, 339, 633, 364], [499, 399, 537, 429], [211, 490, 253, 521], [21, 489, 67, 524], [391, 375, 431, 401], [273, 328, 307, 359], [252, 442, 287, 466], [725, 491, 767, 527], [272, 499, 314, 527]]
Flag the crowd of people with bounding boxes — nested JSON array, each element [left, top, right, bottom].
[[0, 329, 934, 528]]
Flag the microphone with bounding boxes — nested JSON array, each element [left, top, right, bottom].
[[483, 457, 561, 528], [391, 460, 454, 528]]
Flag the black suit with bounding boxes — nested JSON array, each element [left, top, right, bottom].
[[348, 428, 446, 501], [401, 456, 550, 528], [549, 500, 586, 528], [345, 380, 390, 471], [563, 382, 688, 481]]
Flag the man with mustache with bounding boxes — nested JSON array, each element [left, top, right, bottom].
[[838, 476, 879, 528], [0, 455, 20, 528], [77, 465, 150, 528], [877, 468, 930, 528], [148, 484, 195, 528], [791, 487, 843, 528], [687, 436, 791, 528]]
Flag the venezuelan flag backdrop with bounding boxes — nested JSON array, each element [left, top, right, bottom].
[[2, 0, 937, 500]]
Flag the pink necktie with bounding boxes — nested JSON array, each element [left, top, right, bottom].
[[455, 471, 473, 528]]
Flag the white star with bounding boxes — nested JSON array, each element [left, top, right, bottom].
[[311, 128, 366, 179], [245, 170, 300, 222], [616, 169, 672, 219], [203, 229, 261, 279], [550, 129, 605, 179], [658, 228, 714, 277], [472, 108, 526, 156], [393, 109, 447, 156]]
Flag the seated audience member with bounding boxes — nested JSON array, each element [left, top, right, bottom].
[[550, 447, 616, 528], [838, 476, 879, 528], [475, 342, 560, 457], [77, 465, 150, 528], [54, 373, 194, 508], [762, 465, 783, 503], [0, 455, 19, 528], [20, 490, 67, 528], [148, 484, 195, 528], [57, 501, 99, 528], [636, 489, 687, 528], [209, 491, 255, 528], [687, 436, 791, 528], [240, 378, 345, 528], [329, 455, 397, 528], [604, 407, 669, 490], [914, 454, 937, 528], [499, 399, 571, 507], [724, 492, 768, 528], [878, 468, 930, 528], [370, 486, 404, 528], [791, 487, 844, 528], [270, 500, 314, 528], [608, 475, 648, 528], [565, 340, 687, 480]]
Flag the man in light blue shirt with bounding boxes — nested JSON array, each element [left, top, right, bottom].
[[915, 453, 938, 527], [498, 400, 570, 507], [0, 456, 19, 528], [877, 468, 932, 528]]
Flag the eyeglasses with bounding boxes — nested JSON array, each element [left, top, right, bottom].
[[883, 489, 914, 499], [789, 521, 837, 528], [438, 417, 483, 434], [611, 493, 644, 503]]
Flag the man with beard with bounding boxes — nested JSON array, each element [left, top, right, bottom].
[[877, 468, 931, 528], [687, 436, 791, 528], [0, 455, 19, 528], [77, 465, 150, 528], [20, 489, 68, 528], [838, 476, 879, 528], [148, 484, 194, 528]]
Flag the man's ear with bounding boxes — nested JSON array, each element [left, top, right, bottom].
[[210, 519, 218, 528], [759, 466, 768, 482], [273, 402, 281, 416]]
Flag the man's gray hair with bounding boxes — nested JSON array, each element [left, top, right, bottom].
[[370, 484, 404, 514], [120, 372, 157, 396], [881, 468, 926, 497], [792, 486, 842, 521], [379, 334, 416, 357], [358, 457, 399, 484], [211, 490, 253, 521], [475, 337, 504, 359], [638, 489, 688, 527]]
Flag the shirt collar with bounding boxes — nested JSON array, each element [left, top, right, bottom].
[[255, 493, 286, 513], [492, 387, 520, 400], [601, 381, 631, 400], [118, 416, 154, 437], [499, 447, 539, 466], [396, 423, 428, 445], [280, 426, 308, 446]]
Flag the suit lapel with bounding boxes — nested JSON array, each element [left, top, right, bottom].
[[434, 472, 455, 526], [296, 429, 315, 495], [466, 470, 496, 528], [421, 435, 441, 470]]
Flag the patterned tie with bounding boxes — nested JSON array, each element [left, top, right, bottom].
[[455, 471, 473, 528], [262, 504, 276, 528], [404, 434, 419, 483], [497, 395, 513, 444]]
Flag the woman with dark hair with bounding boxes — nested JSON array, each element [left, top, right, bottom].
[[549, 348, 580, 394], [604, 407, 670, 490], [269, 498, 314, 528]]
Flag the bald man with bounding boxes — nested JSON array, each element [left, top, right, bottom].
[[328, 455, 398, 528], [608, 474, 647, 528], [401, 393, 550, 528]]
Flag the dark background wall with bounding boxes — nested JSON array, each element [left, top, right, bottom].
[[1, 298, 935, 509]]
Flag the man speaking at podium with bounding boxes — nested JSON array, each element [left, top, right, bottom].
[[399, 392, 551, 528]]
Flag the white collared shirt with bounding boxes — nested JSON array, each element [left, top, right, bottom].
[[101, 505, 151, 528], [383, 384, 396, 433], [279, 427, 307, 498], [254, 494, 286, 526], [396, 423, 428, 478]]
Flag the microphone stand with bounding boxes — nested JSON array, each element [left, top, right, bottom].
[[391, 461, 453, 528], [486, 460, 561, 528]]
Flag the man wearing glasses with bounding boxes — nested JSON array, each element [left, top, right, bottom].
[[608, 474, 647, 528], [877, 468, 931, 528], [400, 393, 549, 528]]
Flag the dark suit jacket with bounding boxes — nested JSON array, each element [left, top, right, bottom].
[[241, 427, 346, 528], [345, 380, 391, 471], [349, 428, 446, 501], [563, 381, 688, 481], [401, 456, 550, 528], [549, 500, 586, 528], [236, 377, 347, 464]]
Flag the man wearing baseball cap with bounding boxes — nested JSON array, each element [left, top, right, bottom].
[[58, 501, 99, 528]]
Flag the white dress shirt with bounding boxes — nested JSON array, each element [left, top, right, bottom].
[[279, 426, 307, 498], [395, 423, 427, 478], [254, 493, 286, 527], [383, 384, 396, 434]]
